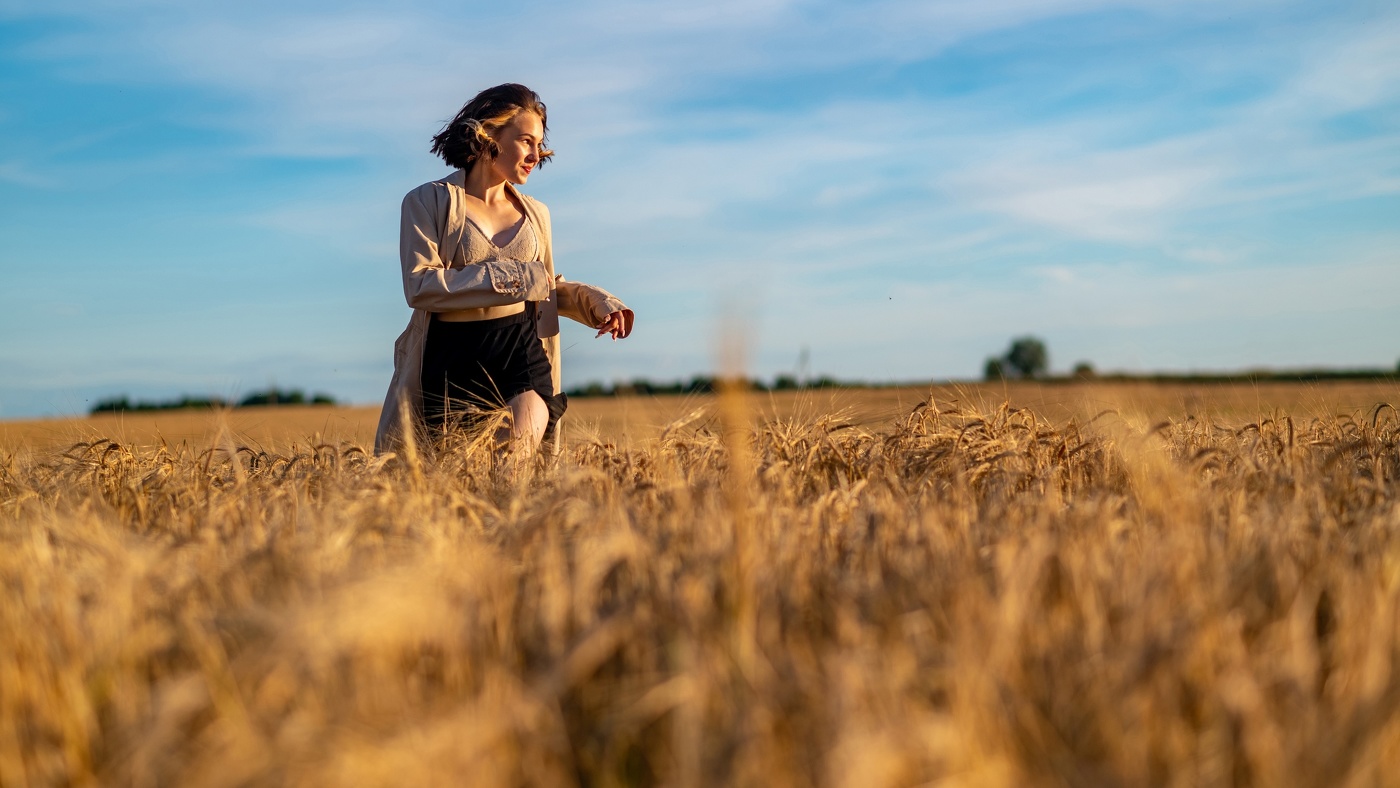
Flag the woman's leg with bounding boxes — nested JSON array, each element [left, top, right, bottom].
[[503, 389, 549, 453]]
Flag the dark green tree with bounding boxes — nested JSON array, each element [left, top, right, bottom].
[[1004, 336, 1049, 379]]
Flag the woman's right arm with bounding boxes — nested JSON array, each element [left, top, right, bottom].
[[400, 187, 553, 311]]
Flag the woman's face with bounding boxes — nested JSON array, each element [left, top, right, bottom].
[[487, 111, 544, 185]]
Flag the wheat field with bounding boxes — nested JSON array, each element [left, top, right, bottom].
[[2, 382, 1399, 786]]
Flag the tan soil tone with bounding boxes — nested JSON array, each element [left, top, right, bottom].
[[3, 380, 1396, 454]]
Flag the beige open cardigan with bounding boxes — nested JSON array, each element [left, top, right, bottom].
[[374, 170, 627, 454]]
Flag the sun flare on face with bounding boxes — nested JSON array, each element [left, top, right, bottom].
[[488, 111, 546, 185]]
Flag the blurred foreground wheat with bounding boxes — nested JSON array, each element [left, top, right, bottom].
[[2, 395, 1399, 787]]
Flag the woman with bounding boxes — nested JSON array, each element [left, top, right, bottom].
[[375, 84, 634, 456]]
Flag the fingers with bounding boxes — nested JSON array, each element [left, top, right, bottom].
[[595, 311, 634, 340]]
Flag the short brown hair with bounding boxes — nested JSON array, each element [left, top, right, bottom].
[[430, 84, 554, 171]]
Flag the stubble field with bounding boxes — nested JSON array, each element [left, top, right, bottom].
[[2, 381, 1399, 786]]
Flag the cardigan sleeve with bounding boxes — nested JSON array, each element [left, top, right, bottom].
[[400, 187, 553, 311], [556, 277, 629, 327]]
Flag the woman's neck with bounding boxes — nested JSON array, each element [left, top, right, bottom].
[[461, 161, 510, 205]]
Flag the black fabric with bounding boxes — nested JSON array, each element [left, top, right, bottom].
[[420, 311, 566, 439]]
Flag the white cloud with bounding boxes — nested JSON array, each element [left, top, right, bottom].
[[1172, 245, 1247, 265], [952, 160, 1219, 243], [923, 7, 1400, 243], [1277, 16, 1400, 114], [0, 161, 53, 188]]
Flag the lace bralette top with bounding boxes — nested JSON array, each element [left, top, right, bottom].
[[457, 213, 539, 266]]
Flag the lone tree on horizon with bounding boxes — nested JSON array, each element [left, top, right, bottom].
[[985, 336, 1050, 380]]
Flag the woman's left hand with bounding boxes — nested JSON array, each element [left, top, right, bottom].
[[595, 310, 634, 340]]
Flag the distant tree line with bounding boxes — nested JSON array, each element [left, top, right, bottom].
[[1072, 368, 1400, 384], [982, 336, 1400, 383], [87, 351, 1400, 412], [90, 388, 336, 414], [564, 366, 1398, 400], [566, 374, 846, 398]]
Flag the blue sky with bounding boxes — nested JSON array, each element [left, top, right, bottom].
[[1, 0, 1397, 418]]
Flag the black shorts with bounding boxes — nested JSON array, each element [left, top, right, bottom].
[[420, 311, 567, 439]]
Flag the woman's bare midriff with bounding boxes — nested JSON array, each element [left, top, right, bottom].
[[436, 302, 527, 322]]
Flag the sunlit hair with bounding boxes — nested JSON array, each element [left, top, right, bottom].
[[430, 83, 554, 171]]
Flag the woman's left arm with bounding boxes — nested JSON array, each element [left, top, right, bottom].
[[556, 277, 634, 338]]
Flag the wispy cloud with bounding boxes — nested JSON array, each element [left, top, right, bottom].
[[0, 160, 52, 188]]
